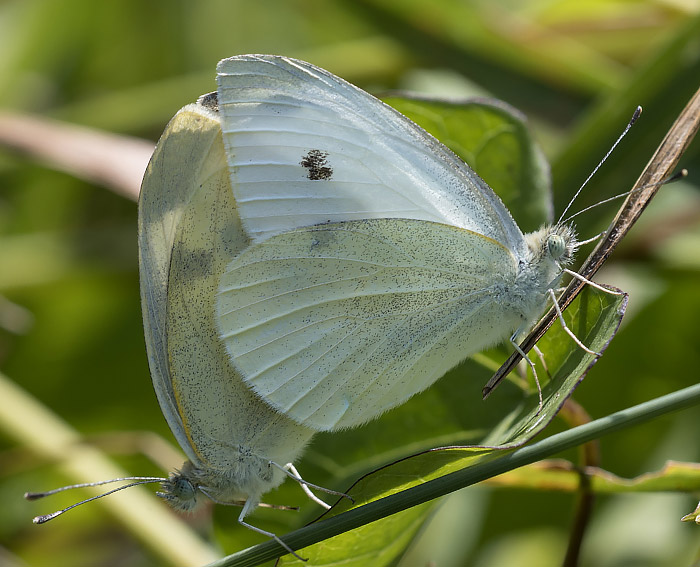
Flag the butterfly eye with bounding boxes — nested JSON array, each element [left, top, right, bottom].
[[547, 234, 567, 259], [158, 474, 197, 506]]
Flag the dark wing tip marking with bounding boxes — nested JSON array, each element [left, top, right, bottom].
[[301, 149, 333, 180]]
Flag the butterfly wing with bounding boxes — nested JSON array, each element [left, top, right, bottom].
[[139, 102, 314, 472], [215, 55, 527, 257], [217, 218, 521, 431], [138, 104, 222, 463]]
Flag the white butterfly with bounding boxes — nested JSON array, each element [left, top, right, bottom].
[[213, 54, 593, 432], [30, 94, 347, 561]]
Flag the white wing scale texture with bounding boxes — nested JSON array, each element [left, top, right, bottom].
[[218, 219, 525, 431]]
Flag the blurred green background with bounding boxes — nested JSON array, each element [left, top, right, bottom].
[[1, 1, 699, 566]]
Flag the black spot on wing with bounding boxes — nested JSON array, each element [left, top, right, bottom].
[[197, 92, 219, 113], [301, 149, 333, 180]]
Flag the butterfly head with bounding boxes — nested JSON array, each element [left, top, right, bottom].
[[157, 460, 260, 513]]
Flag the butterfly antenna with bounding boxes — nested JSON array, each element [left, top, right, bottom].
[[562, 169, 688, 225], [25, 477, 165, 523], [558, 106, 642, 224]]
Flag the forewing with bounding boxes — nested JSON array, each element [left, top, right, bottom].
[[216, 55, 527, 257], [216, 218, 518, 431]]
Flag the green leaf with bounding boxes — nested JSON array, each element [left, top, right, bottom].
[[681, 501, 700, 525], [489, 460, 700, 494]]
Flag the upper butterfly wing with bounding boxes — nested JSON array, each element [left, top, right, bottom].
[[217, 218, 521, 431], [215, 54, 527, 257]]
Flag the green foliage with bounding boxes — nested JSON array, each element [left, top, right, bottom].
[[1, 2, 699, 567]]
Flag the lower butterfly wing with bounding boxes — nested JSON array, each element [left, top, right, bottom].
[[215, 55, 527, 258], [138, 103, 225, 463], [216, 218, 521, 431]]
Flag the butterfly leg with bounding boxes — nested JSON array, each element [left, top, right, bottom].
[[577, 232, 605, 246], [509, 332, 543, 412], [547, 288, 602, 356], [532, 344, 551, 378], [270, 461, 353, 509], [237, 498, 306, 560], [562, 268, 625, 295]]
